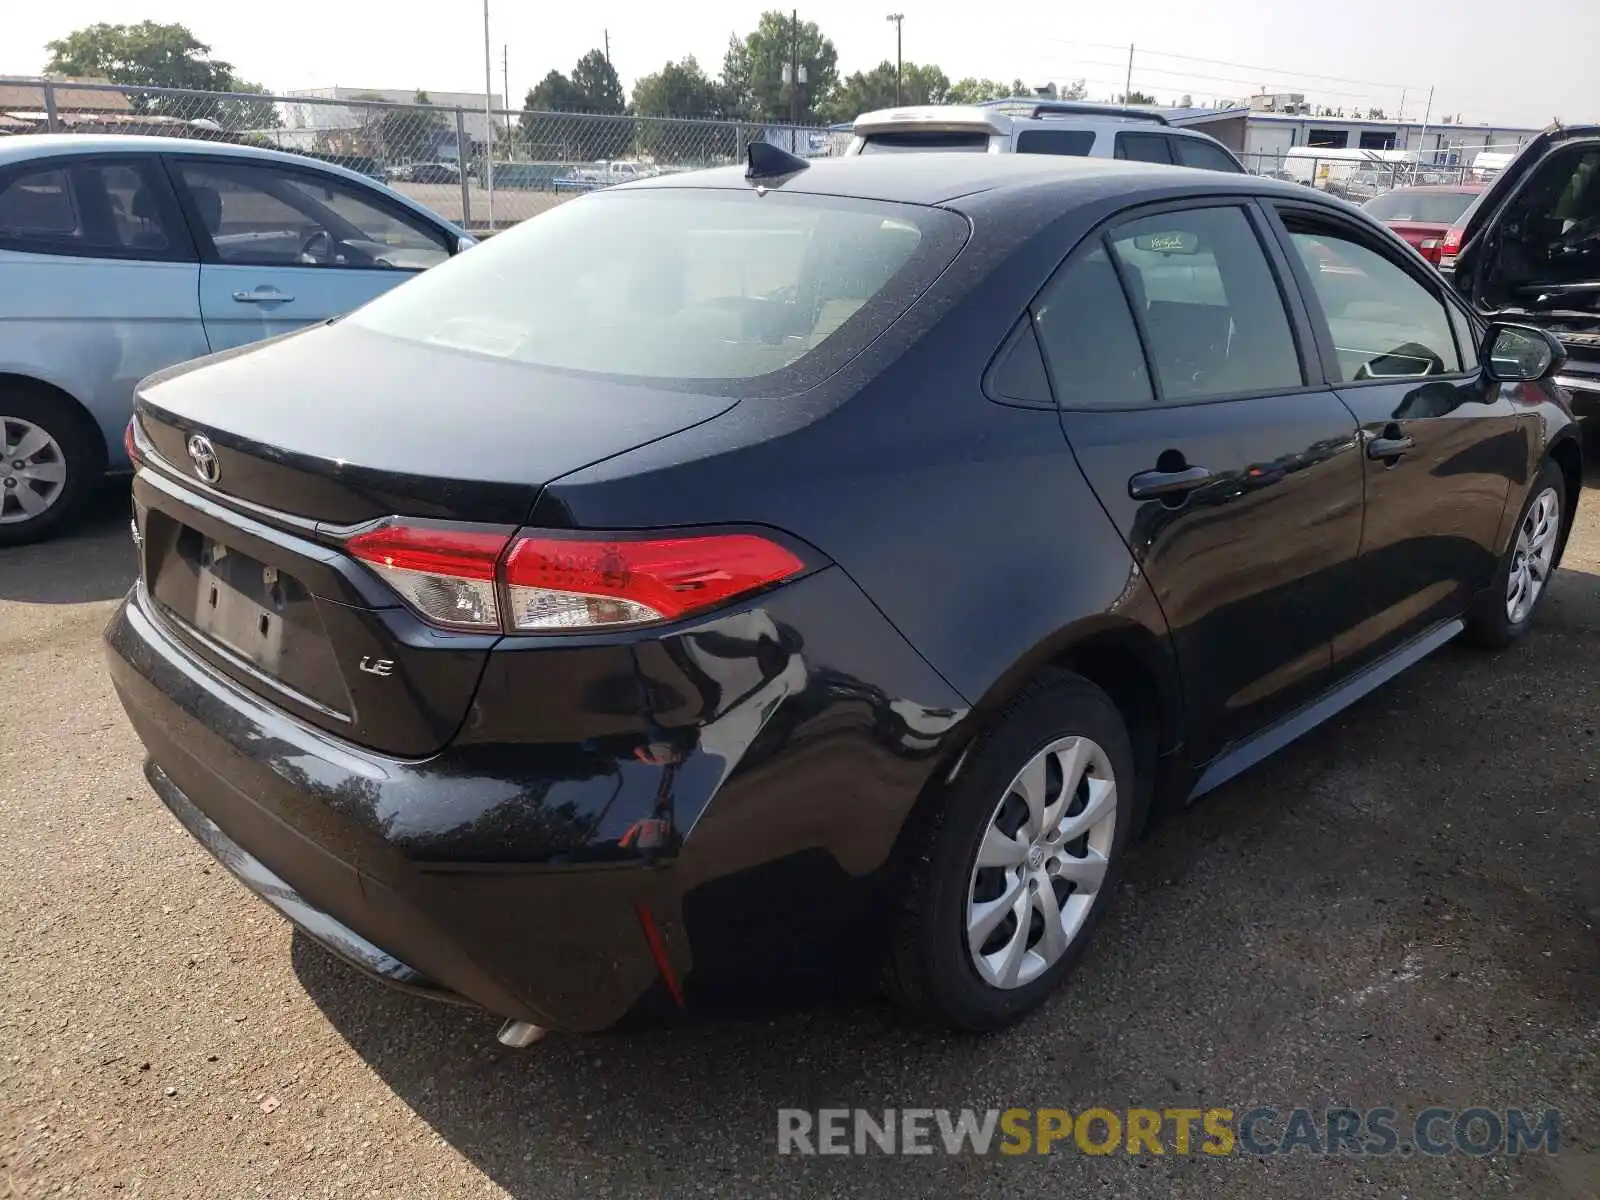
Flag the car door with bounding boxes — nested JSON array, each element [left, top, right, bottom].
[[0, 153, 203, 464], [1265, 202, 1525, 669], [1033, 201, 1365, 768], [164, 156, 453, 353]]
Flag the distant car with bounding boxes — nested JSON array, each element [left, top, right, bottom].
[[406, 162, 461, 185], [553, 160, 661, 192], [0, 134, 473, 544], [1362, 185, 1484, 264], [844, 99, 1246, 173]]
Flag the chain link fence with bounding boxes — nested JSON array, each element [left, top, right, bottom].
[[1, 78, 845, 232], [1236, 151, 1495, 205]]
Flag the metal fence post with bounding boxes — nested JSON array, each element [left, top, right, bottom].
[[454, 107, 473, 231], [43, 80, 59, 133]]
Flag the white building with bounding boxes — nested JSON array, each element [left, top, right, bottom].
[[1243, 112, 1544, 171], [281, 86, 506, 152]]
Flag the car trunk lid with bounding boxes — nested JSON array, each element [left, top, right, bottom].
[[130, 320, 738, 756]]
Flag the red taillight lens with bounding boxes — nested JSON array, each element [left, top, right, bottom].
[[346, 522, 510, 631], [1439, 225, 1464, 266], [502, 533, 805, 631], [124, 418, 144, 468]]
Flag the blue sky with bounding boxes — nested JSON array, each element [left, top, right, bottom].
[[7, 0, 1597, 129]]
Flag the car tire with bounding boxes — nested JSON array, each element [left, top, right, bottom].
[[1462, 458, 1567, 650], [0, 387, 101, 548], [885, 672, 1137, 1031]]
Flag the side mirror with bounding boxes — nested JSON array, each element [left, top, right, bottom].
[[1482, 322, 1566, 383], [455, 234, 478, 254]]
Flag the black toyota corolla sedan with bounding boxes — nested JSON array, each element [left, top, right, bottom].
[[106, 147, 1583, 1042]]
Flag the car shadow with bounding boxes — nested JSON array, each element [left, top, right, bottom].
[[0, 480, 136, 604], [286, 563, 1600, 1197]]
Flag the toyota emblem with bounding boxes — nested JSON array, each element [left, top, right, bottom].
[[186, 434, 220, 484]]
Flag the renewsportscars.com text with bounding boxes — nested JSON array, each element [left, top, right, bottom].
[[776, 1106, 1563, 1157]]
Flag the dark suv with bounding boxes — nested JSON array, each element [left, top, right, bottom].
[[106, 151, 1582, 1043], [1441, 124, 1600, 425]]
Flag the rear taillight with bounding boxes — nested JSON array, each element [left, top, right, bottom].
[[1419, 238, 1442, 264], [346, 523, 805, 634], [1439, 225, 1464, 268], [346, 522, 511, 631], [124, 418, 144, 469]]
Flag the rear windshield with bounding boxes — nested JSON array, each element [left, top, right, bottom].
[[349, 188, 965, 385], [1363, 190, 1477, 223], [857, 131, 992, 153]]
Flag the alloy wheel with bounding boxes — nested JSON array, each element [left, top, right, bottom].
[[1506, 486, 1561, 625], [966, 735, 1118, 990], [0, 417, 68, 525]]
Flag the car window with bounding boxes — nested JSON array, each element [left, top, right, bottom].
[[987, 317, 1053, 406], [349, 188, 965, 385], [1172, 137, 1242, 174], [175, 161, 448, 270], [1031, 243, 1154, 409], [1362, 189, 1478, 224], [1115, 133, 1172, 164], [1015, 129, 1096, 157], [1108, 207, 1303, 402], [0, 161, 176, 256], [1281, 214, 1463, 381]]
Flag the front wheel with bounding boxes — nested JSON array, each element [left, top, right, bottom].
[[1463, 458, 1566, 649], [885, 673, 1137, 1031]]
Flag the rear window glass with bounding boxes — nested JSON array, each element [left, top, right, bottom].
[[349, 189, 965, 384], [1363, 190, 1478, 223], [1015, 129, 1096, 157], [857, 131, 991, 153]]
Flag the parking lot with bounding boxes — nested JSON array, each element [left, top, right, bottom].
[[0, 479, 1596, 1197]]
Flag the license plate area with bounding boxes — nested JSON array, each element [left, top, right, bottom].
[[145, 514, 353, 721], [186, 531, 299, 671]]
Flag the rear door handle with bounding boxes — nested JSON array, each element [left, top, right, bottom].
[[1365, 431, 1415, 461], [1129, 465, 1216, 500], [232, 287, 295, 304]]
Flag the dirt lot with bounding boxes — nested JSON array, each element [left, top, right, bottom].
[[1, 479, 1596, 1198], [387, 182, 571, 230]]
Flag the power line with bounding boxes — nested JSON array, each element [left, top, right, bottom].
[[1020, 34, 1427, 94]]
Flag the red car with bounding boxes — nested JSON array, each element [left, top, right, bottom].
[[1363, 184, 1484, 264]]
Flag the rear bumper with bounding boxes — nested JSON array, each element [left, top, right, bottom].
[[1553, 373, 1600, 420], [106, 568, 968, 1032]]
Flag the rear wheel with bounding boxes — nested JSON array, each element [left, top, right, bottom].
[[1463, 458, 1565, 648], [886, 673, 1137, 1030], [0, 389, 99, 547]]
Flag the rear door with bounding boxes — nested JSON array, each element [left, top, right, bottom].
[[0, 153, 203, 463], [1266, 201, 1524, 668], [1115, 132, 1174, 164], [165, 156, 453, 352], [1035, 200, 1365, 767]]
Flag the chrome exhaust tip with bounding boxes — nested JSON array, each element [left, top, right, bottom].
[[496, 1019, 548, 1048]]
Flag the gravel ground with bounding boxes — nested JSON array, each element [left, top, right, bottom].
[[1, 477, 1596, 1199]]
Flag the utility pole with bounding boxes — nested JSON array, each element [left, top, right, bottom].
[[790, 9, 799, 124], [1124, 43, 1134, 106], [482, 0, 494, 230], [886, 13, 904, 105], [1417, 85, 1435, 164], [502, 45, 510, 139], [604, 28, 610, 63]]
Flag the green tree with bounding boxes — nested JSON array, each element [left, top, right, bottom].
[[1118, 90, 1157, 105], [630, 56, 725, 118], [571, 49, 625, 114], [44, 21, 274, 126], [820, 60, 948, 124], [526, 70, 586, 112], [721, 11, 839, 123], [946, 77, 1013, 105]]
